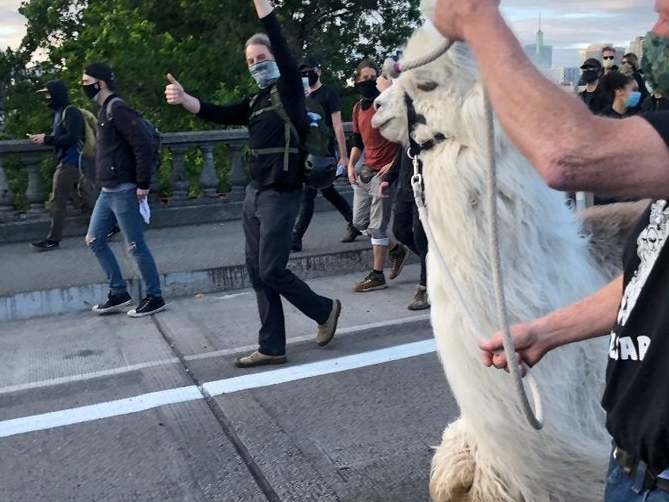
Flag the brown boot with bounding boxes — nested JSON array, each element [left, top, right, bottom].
[[234, 351, 287, 369], [388, 244, 409, 280], [316, 299, 342, 347]]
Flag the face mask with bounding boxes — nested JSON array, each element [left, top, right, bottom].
[[620, 62, 635, 78], [355, 80, 379, 100], [580, 70, 599, 85], [250, 60, 280, 89], [83, 82, 101, 101], [45, 95, 57, 110], [603, 57, 615, 69], [304, 70, 319, 87], [625, 91, 642, 109], [642, 32, 669, 97]]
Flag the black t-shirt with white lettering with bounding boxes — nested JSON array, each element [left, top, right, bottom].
[[601, 111, 669, 471]]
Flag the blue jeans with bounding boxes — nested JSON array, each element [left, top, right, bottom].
[[605, 452, 669, 502], [87, 189, 162, 297]]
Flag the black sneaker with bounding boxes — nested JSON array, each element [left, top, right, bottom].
[[31, 239, 59, 251], [127, 296, 167, 318], [341, 224, 362, 243], [353, 271, 387, 293], [106, 226, 121, 240], [92, 292, 133, 315]]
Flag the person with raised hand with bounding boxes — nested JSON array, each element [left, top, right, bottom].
[[165, 0, 341, 369]]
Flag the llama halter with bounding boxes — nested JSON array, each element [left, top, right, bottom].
[[384, 41, 545, 431]]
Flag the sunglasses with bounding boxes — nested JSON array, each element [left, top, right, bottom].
[[603, 56, 615, 61]]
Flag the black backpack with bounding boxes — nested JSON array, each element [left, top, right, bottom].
[[105, 97, 162, 174]]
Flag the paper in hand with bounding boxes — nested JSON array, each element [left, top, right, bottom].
[[139, 198, 151, 224]]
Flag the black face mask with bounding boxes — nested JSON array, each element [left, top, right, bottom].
[[303, 70, 319, 87], [45, 96, 57, 110], [355, 80, 379, 100], [580, 70, 600, 86], [82, 82, 101, 101]]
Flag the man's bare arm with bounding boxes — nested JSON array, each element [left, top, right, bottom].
[[481, 276, 623, 369], [433, 4, 669, 199]]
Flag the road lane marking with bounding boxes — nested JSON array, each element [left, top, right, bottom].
[[0, 315, 430, 396], [0, 339, 437, 439]]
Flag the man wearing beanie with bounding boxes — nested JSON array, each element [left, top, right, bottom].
[[82, 62, 166, 318]]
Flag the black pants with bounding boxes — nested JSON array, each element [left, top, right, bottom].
[[293, 184, 353, 241], [242, 186, 333, 356], [393, 190, 428, 287]]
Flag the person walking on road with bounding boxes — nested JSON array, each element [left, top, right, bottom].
[[291, 56, 360, 252], [29, 80, 97, 251], [83, 63, 166, 318], [348, 60, 408, 293], [165, 0, 341, 368], [429, 0, 669, 499]]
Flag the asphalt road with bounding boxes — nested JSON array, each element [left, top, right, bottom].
[[0, 267, 459, 501]]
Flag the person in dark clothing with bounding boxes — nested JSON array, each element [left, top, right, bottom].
[[29, 81, 97, 251], [620, 53, 648, 111], [594, 72, 641, 205], [600, 71, 641, 119], [641, 90, 669, 112], [290, 56, 360, 252], [165, 0, 341, 368], [578, 59, 610, 115], [376, 74, 429, 311], [82, 63, 166, 318]]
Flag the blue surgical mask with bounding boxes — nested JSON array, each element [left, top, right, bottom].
[[249, 60, 280, 89], [626, 91, 642, 109]]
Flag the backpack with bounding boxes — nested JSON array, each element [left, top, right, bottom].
[[249, 85, 335, 175], [105, 97, 162, 174], [62, 105, 98, 180]]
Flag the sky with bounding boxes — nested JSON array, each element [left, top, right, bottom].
[[0, 0, 659, 67]]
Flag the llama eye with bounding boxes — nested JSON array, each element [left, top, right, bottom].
[[417, 81, 438, 92]]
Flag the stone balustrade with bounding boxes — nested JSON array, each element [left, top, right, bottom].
[[0, 125, 354, 243]]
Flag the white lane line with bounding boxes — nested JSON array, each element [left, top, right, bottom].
[[0, 358, 181, 396], [203, 339, 437, 396], [0, 315, 430, 397], [0, 386, 203, 439], [0, 339, 437, 439]]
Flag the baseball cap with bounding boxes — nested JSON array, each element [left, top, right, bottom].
[[580, 58, 602, 71], [299, 56, 321, 71]]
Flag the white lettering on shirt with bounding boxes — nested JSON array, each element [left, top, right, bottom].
[[608, 332, 653, 362]]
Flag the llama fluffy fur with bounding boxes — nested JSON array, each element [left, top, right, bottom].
[[373, 21, 622, 502]]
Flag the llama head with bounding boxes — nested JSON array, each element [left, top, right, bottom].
[[372, 22, 481, 148]]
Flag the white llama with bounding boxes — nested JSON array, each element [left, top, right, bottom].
[[373, 22, 625, 502]]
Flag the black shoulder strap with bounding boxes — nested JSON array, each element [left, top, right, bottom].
[[105, 97, 125, 122]]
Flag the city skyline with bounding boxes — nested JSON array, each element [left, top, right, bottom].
[[0, 0, 659, 67]]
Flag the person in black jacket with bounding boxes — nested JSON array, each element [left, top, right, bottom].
[[578, 59, 610, 115], [165, 0, 341, 368], [376, 75, 429, 311], [82, 63, 166, 318], [29, 80, 97, 251]]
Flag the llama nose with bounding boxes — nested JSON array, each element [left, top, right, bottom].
[[373, 99, 382, 111]]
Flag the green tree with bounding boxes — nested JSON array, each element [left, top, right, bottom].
[[8, 0, 420, 134]]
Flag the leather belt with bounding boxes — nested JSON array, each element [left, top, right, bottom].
[[614, 446, 669, 492]]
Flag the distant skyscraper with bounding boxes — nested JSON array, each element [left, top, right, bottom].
[[628, 36, 646, 59], [524, 14, 553, 69]]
